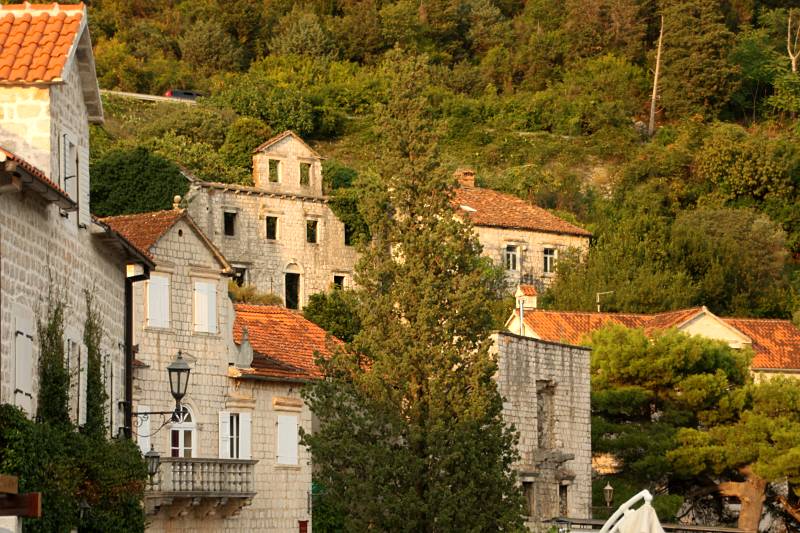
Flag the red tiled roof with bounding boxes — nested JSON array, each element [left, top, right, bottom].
[[724, 318, 800, 370], [519, 284, 538, 297], [233, 304, 341, 381], [0, 145, 74, 208], [517, 308, 800, 370], [0, 3, 85, 84], [453, 186, 592, 237], [100, 210, 183, 259]]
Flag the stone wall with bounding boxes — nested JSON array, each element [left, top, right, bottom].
[[133, 217, 312, 532], [491, 332, 592, 531]]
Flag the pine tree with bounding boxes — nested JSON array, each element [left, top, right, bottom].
[[83, 291, 108, 438], [302, 52, 524, 532]]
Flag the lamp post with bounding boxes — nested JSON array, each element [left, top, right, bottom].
[[166, 351, 190, 420], [144, 445, 161, 487], [604, 482, 614, 508]]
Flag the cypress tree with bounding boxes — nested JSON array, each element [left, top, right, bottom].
[[302, 52, 524, 532], [37, 291, 70, 427], [83, 291, 108, 438]]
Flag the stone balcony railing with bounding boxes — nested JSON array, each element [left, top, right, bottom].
[[145, 457, 258, 518]]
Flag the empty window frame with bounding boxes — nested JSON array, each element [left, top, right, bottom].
[[285, 273, 300, 310], [543, 248, 556, 274], [269, 159, 280, 183], [333, 275, 345, 289], [300, 162, 311, 186], [232, 267, 247, 287], [223, 211, 237, 236], [266, 216, 279, 240], [306, 220, 318, 244], [536, 380, 555, 449], [505, 245, 519, 271]]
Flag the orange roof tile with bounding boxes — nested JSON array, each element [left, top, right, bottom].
[[0, 145, 74, 208], [520, 309, 648, 345], [519, 284, 538, 297], [233, 304, 341, 381], [100, 210, 183, 259], [0, 3, 85, 85], [723, 318, 800, 370], [453, 186, 592, 237]]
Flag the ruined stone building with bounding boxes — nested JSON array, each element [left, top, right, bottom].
[[187, 131, 358, 310], [491, 332, 592, 531], [0, 3, 149, 431], [103, 208, 328, 532]]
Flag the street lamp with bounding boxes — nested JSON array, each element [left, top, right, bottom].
[[604, 482, 614, 508], [144, 445, 161, 486], [167, 351, 190, 415]]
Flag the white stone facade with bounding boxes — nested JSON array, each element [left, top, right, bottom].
[[187, 133, 358, 309], [131, 216, 312, 532], [491, 332, 592, 531]]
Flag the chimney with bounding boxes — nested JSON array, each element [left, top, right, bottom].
[[454, 167, 475, 188], [515, 284, 538, 310]]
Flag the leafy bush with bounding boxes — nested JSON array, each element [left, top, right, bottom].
[[228, 281, 283, 305]]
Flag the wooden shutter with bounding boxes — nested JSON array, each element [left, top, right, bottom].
[[13, 304, 34, 415], [78, 145, 90, 227], [194, 281, 209, 332], [277, 415, 298, 465], [240, 412, 252, 460], [207, 282, 217, 333], [147, 275, 170, 328], [78, 343, 87, 426], [137, 405, 150, 453], [218, 411, 230, 459]]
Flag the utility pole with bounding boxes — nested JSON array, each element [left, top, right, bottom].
[[648, 15, 664, 138]]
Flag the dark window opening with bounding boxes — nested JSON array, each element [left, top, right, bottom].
[[522, 481, 534, 517], [333, 275, 345, 289], [233, 267, 247, 287], [306, 220, 318, 244], [300, 163, 311, 186], [344, 224, 355, 246], [559, 484, 568, 517], [224, 211, 236, 236], [537, 380, 555, 449], [285, 273, 300, 310], [269, 159, 280, 182], [266, 216, 278, 240]]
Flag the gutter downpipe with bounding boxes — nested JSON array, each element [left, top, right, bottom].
[[124, 267, 149, 439]]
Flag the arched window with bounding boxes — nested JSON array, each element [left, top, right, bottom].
[[170, 406, 196, 458]]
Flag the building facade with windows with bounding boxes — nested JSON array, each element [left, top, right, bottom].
[[0, 3, 149, 432], [452, 169, 591, 291], [103, 208, 324, 532], [186, 131, 358, 310]]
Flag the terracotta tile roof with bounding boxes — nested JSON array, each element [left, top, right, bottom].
[[517, 308, 800, 370], [100, 209, 183, 259], [518, 284, 538, 297], [0, 145, 75, 209], [723, 318, 800, 370], [0, 3, 85, 84], [452, 186, 592, 237], [233, 304, 341, 381]]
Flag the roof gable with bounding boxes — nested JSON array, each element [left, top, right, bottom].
[[253, 130, 321, 159]]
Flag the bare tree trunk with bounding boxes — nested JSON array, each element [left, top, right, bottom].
[[718, 475, 767, 532], [648, 15, 664, 138], [789, 9, 799, 73]]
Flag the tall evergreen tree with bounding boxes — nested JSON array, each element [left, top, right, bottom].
[[83, 291, 108, 438], [302, 52, 524, 532], [37, 291, 70, 427]]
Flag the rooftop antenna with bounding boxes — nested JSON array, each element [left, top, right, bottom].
[[596, 291, 614, 313]]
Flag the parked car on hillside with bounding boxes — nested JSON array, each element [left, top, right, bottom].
[[163, 89, 203, 100]]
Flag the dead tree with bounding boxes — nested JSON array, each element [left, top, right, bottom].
[[789, 9, 800, 73], [718, 473, 767, 533], [648, 15, 664, 137]]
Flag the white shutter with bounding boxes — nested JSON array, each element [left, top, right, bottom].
[[194, 281, 209, 332], [218, 411, 231, 459], [240, 412, 252, 460], [147, 275, 170, 328], [78, 344, 87, 425], [137, 405, 150, 453], [277, 415, 298, 465], [207, 282, 217, 333], [13, 304, 34, 416], [78, 145, 90, 227]]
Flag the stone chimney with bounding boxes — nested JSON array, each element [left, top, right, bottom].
[[515, 284, 538, 310], [454, 167, 476, 188]]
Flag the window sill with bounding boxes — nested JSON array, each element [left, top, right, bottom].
[[274, 463, 302, 471], [193, 330, 220, 337], [145, 325, 173, 332]]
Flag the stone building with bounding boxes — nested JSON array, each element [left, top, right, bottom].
[[506, 302, 800, 379], [103, 208, 328, 532], [491, 332, 592, 531], [453, 169, 592, 291], [0, 2, 149, 431], [186, 131, 358, 309]]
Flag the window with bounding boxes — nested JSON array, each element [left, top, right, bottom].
[[277, 414, 299, 465], [219, 411, 252, 459], [300, 163, 311, 186], [285, 273, 300, 310], [233, 267, 247, 287], [269, 159, 280, 182], [522, 481, 535, 517], [224, 211, 237, 236], [194, 280, 218, 333], [543, 248, 556, 274], [266, 216, 278, 240], [559, 484, 568, 516], [171, 407, 195, 458], [536, 380, 555, 449], [344, 224, 356, 246], [505, 245, 519, 271], [146, 274, 170, 328], [306, 220, 318, 244], [333, 275, 345, 289]]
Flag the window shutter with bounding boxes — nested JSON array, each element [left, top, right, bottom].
[[218, 411, 230, 459], [277, 415, 298, 465], [137, 405, 150, 453], [240, 412, 252, 460], [194, 281, 209, 332], [13, 304, 33, 415], [78, 146, 90, 227], [206, 282, 217, 333], [79, 344, 87, 426], [147, 275, 170, 328]]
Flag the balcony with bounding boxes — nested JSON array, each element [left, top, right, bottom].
[[145, 457, 258, 518]]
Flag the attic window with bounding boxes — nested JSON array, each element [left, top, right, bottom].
[[306, 220, 318, 244], [269, 159, 280, 183], [224, 211, 236, 236], [300, 163, 311, 186]]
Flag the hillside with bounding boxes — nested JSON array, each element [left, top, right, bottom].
[[81, 0, 800, 319]]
